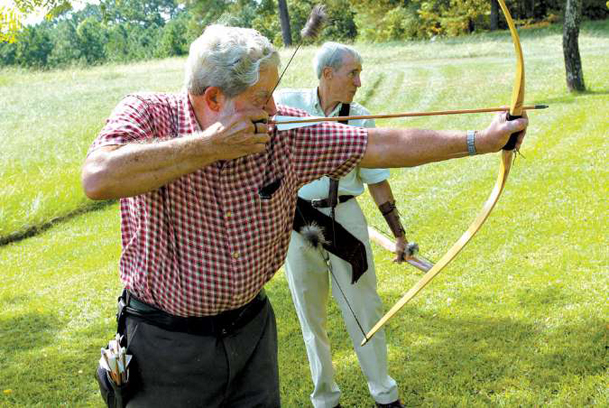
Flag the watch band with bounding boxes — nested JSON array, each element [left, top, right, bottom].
[[467, 130, 477, 156]]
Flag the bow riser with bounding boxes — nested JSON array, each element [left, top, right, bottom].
[[498, 0, 526, 150]]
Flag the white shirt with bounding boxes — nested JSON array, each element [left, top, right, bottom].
[[275, 88, 390, 200]]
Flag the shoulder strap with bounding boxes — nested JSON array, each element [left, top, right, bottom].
[[338, 103, 350, 124]]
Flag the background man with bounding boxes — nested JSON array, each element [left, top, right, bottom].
[[82, 25, 528, 407], [276, 42, 407, 408]]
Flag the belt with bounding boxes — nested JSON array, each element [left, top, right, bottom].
[[309, 195, 355, 209], [124, 290, 267, 336]]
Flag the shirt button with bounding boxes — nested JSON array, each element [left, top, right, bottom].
[[225, 211, 232, 218], [232, 251, 240, 259]]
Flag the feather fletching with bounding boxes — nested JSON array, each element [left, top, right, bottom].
[[300, 5, 327, 39], [300, 223, 329, 249]]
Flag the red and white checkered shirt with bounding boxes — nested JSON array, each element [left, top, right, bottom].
[[90, 92, 367, 316]]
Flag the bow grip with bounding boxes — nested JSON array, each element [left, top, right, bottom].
[[502, 113, 521, 150]]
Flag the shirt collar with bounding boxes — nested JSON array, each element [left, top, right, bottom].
[[310, 87, 342, 118]]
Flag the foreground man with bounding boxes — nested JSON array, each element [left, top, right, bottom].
[[277, 42, 406, 408], [82, 25, 528, 407]]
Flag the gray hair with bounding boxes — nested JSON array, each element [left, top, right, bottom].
[[313, 42, 362, 79], [184, 25, 280, 98]]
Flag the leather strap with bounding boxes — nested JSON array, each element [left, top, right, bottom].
[[293, 197, 368, 283]]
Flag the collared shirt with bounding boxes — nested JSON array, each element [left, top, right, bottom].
[[274, 87, 390, 200], [89, 92, 367, 317]]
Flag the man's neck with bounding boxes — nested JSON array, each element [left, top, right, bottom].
[[317, 86, 341, 117], [189, 93, 216, 130]]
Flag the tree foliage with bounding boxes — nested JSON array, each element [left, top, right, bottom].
[[1, 0, 607, 69], [1, 0, 188, 68]]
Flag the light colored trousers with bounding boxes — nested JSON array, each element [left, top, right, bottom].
[[285, 199, 398, 408]]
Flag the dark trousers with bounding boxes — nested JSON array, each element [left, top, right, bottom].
[[124, 299, 280, 408]]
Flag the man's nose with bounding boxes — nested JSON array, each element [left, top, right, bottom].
[[354, 75, 361, 87], [265, 95, 277, 116]]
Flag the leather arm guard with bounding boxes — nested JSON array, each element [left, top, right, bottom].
[[378, 201, 405, 238]]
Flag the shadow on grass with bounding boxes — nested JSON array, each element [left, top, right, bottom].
[[0, 293, 32, 309], [0, 312, 116, 406], [0, 312, 63, 360], [387, 311, 604, 405], [536, 88, 609, 107], [0, 199, 116, 247], [277, 288, 607, 406]]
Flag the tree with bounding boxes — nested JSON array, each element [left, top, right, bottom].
[[101, 0, 180, 27], [48, 19, 81, 66], [490, 0, 499, 31], [15, 25, 53, 67], [1, 0, 72, 43], [563, 0, 585, 92], [157, 17, 188, 57], [76, 17, 107, 64], [277, 0, 292, 46], [1, 5, 22, 43]]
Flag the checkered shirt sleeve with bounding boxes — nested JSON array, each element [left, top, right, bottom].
[[87, 94, 368, 317]]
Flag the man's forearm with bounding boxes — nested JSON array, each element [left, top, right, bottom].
[[360, 128, 470, 168], [367, 180, 395, 207], [360, 112, 528, 168], [82, 135, 217, 200], [368, 180, 406, 239]]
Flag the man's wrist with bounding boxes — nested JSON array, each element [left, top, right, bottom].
[[466, 130, 477, 155]]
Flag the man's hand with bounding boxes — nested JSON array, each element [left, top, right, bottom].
[[393, 235, 409, 263], [203, 108, 270, 161], [476, 110, 529, 153]]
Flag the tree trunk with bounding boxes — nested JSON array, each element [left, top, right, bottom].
[[563, 0, 585, 92], [490, 0, 499, 31], [277, 0, 292, 46], [530, 0, 535, 19]]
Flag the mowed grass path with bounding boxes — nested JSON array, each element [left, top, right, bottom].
[[1, 21, 608, 406]]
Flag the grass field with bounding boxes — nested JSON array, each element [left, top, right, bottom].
[[1, 20, 608, 406]]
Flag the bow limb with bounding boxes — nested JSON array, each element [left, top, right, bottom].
[[361, 0, 525, 346]]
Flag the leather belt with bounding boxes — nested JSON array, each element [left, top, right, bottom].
[[124, 290, 267, 337], [310, 195, 355, 208]]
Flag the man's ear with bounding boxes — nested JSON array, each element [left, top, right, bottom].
[[322, 67, 333, 80], [203, 87, 226, 112]]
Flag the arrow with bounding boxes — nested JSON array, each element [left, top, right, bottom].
[[272, 105, 547, 129], [367, 227, 434, 272]]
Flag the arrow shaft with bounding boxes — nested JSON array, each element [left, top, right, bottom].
[[272, 105, 546, 125], [367, 227, 433, 272]]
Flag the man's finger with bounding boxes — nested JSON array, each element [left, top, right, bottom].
[[253, 121, 269, 135], [251, 134, 271, 144], [240, 108, 269, 125]]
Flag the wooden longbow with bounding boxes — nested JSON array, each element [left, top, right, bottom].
[[361, 0, 526, 346]]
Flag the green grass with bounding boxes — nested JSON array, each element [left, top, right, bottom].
[[1, 21, 608, 406], [0, 58, 186, 240]]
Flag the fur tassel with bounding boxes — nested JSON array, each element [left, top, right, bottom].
[[300, 5, 327, 39], [300, 222, 329, 249]]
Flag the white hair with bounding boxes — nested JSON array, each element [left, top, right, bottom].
[[184, 25, 280, 98], [313, 42, 362, 79]]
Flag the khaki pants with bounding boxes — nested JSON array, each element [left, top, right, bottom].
[[285, 199, 399, 408]]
